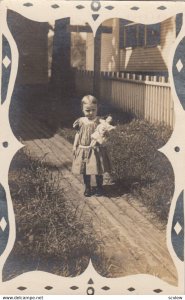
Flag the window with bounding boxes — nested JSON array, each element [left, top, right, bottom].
[[119, 19, 129, 49], [137, 24, 145, 47], [119, 21, 160, 48], [125, 24, 137, 48], [146, 24, 160, 46], [176, 13, 183, 37]]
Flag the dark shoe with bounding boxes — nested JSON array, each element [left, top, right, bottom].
[[84, 186, 91, 197], [95, 186, 104, 197]]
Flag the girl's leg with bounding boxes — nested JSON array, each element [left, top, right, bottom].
[[95, 175, 104, 196], [96, 175, 103, 187], [83, 175, 91, 186], [83, 175, 91, 197]]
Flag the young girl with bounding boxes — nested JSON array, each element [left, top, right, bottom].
[[72, 95, 111, 197]]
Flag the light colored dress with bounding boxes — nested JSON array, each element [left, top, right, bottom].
[[72, 117, 111, 175]]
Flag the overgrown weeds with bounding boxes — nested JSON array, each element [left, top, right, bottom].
[[4, 149, 102, 279], [107, 119, 174, 222]]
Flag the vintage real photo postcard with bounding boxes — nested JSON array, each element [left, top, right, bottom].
[[0, 0, 184, 296]]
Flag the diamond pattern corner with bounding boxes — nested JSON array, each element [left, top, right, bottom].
[[176, 59, 183, 72], [70, 286, 79, 290], [23, 2, 33, 7], [0, 217, 7, 231], [2, 56, 11, 68], [154, 289, 163, 293], [76, 5, 84, 9], [88, 278, 94, 284], [157, 6, 167, 10], [105, 6, 114, 10], [17, 286, 27, 291], [174, 221, 182, 235], [92, 14, 99, 21], [101, 286, 110, 290], [128, 287, 135, 292], [130, 6, 140, 11], [45, 286, 53, 290], [51, 4, 60, 9]]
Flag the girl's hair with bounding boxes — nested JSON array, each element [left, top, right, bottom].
[[81, 95, 98, 106]]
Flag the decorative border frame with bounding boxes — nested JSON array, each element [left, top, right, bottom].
[[0, 0, 184, 295]]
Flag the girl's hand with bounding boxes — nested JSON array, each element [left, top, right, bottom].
[[90, 140, 97, 147], [73, 146, 77, 156]]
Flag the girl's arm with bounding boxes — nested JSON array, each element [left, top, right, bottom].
[[73, 132, 79, 155]]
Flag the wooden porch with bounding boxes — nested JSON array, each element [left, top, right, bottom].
[[10, 111, 178, 285]]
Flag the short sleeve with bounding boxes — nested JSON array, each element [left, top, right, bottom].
[[73, 118, 82, 130]]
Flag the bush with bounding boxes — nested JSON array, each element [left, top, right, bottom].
[[107, 119, 174, 222]]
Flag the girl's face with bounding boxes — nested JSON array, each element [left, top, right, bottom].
[[82, 103, 97, 120]]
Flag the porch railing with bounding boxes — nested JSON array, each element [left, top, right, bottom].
[[74, 69, 174, 128]]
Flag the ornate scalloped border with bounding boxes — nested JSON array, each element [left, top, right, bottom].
[[0, 0, 184, 295]]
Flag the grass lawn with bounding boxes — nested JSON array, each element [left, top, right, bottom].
[[4, 149, 103, 279]]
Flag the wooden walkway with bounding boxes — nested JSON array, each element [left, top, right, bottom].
[[15, 114, 177, 285]]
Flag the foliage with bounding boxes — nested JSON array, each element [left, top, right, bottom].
[[107, 119, 174, 222], [5, 149, 102, 279], [71, 33, 86, 69]]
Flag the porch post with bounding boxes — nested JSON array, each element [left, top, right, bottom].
[[112, 19, 120, 71], [51, 18, 71, 97], [93, 26, 102, 98]]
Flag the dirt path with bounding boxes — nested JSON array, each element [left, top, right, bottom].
[[14, 115, 177, 285]]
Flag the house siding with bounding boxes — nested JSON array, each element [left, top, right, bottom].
[[86, 17, 176, 73], [100, 33, 113, 71], [86, 33, 94, 70], [119, 17, 176, 73]]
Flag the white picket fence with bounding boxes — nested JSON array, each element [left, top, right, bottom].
[[75, 69, 174, 128]]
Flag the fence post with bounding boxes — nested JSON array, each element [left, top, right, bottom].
[[161, 76, 165, 83], [153, 76, 157, 82]]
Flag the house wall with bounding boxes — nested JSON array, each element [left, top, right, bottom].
[[86, 33, 94, 70], [100, 33, 113, 71], [7, 10, 49, 85], [86, 32, 115, 72], [160, 16, 176, 67], [86, 17, 176, 73], [119, 17, 176, 73], [86, 33, 113, 71], [108, 18, 120, 71], [86, 19, 116, 72]]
